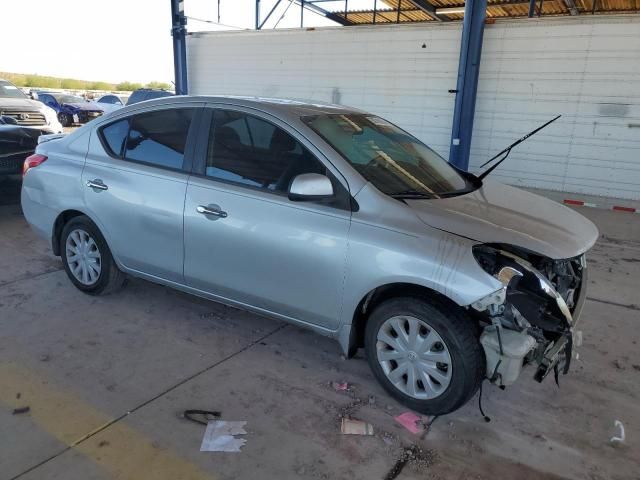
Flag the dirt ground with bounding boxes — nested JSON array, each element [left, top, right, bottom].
[[0, 174, 638, 480]]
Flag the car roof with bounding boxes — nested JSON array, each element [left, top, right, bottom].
[[127, 95, 365, 119]]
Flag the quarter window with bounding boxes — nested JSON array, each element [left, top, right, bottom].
[[205, 110, 323, 193]]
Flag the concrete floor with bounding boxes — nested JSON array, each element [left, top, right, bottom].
[[1, 175, 638, 480]]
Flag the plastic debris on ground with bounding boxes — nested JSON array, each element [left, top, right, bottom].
[[340, 418, 374, 435], [331, 381, 349, 391], [610, 420, 625, 446], [394, 412, 430, 435], [200, 420, 247, 452]]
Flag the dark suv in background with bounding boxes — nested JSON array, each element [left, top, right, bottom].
[[1, 79, 62, 179], [126, 88, 174, 105]]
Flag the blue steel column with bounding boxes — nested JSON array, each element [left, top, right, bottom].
[[448, 0, 487, 170], [171, 0, 188, 95]]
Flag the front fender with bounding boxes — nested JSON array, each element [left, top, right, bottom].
[[339, 219, 503, 329]]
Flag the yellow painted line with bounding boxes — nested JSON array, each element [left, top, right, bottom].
[[0, 363, 215, 480]]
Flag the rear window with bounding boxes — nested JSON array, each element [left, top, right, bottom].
[[126, 90, 146, 105], [126, 90, 172, 106]]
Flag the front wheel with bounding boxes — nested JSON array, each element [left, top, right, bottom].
[[58, 112, 72, 127], [60, 216, 125, 295], [365, 296, 485, 415]]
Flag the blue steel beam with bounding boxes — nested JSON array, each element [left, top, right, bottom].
[[171, 0, 188, 95], [448, 0, 487, 171]]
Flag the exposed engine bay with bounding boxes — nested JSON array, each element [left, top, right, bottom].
[[471, 244, 587, 387]]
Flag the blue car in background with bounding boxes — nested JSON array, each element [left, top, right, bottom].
[[36, 92, 104, 127]]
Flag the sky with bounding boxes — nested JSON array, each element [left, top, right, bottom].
[[1, 0, 374, 85]]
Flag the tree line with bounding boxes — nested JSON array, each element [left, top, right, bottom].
[[1, 72, 172, 92]]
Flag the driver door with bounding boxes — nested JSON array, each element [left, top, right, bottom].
[[183, 107, 352, 330]]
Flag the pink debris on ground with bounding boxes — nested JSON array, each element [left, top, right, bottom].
[[332, 382, 349, 391], [394, 412, 425, 434]]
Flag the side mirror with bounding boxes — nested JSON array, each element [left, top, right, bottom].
[[29, 91, 38, 100], [288, 173, 334, 201]]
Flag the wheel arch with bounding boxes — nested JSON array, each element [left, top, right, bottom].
[[52, 209, 105, 256], [344, 282, 467, 358]]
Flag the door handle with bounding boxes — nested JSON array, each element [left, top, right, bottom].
[[87, 179, 108, 191], [196, 205, 227, 218]]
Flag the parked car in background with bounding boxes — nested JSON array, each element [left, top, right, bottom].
[[0, 118, 41, 180], [36, 92, 104, 127], [1, 79, 63, 179], [126, 88, 173, 105], [21, 96, 598, 415], [97, 94, 129, 106], [95, 94, 130, 114], [0, 80, 63, 133]]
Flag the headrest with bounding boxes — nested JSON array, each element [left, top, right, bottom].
[[215, 125, 242, 149], [269, 128, 297, 153]]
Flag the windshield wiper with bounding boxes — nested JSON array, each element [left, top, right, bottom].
[[390, 189, 436, 199], [478, 115, 561, 180]]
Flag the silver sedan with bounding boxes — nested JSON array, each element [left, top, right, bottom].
[[21, 96, 598, 414]]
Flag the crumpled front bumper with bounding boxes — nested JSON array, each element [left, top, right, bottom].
[[534, 257, 588, 382]]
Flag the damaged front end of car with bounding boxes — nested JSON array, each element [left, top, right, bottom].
[[470, 244, 587, 387]]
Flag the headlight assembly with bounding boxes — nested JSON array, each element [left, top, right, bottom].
[[472, 244, 574, 327], [473, 245, 523, 287]]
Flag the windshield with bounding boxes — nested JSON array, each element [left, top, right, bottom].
[[303, 114, 472, 198], [0, 80, 27, 99], [53, 94, 85, 104]]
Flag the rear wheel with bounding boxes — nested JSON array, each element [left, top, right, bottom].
[[365, 296, 484, 415], [60, 216, 125, 295]]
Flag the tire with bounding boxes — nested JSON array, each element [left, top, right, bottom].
[[58, 112, 72, 127], [60, 215, 125, 295], [365, 296, 484, 415]]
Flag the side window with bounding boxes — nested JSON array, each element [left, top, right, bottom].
[[101, 119, 129, 157], [124, 108, 193, 170], [101, 96, 115, 104], [205, 110, 324, 193]]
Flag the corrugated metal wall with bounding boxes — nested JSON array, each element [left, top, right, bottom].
[[187, 16, 640, 200]]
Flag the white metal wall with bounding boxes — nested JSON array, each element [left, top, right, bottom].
[[187, 17, 640, 200]]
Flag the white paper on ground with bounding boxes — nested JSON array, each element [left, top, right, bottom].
[[200, 420, 247, 452]]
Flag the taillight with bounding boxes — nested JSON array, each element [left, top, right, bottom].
[[23, 154, 47, 176]]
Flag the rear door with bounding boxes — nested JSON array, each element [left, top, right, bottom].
[[83, 104, 201, 282], [183, 107, 352, 330]]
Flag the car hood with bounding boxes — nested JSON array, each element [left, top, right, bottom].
[[0, 97, 45, 111], [63, 102, 103, 112], [0, 124, 41, 147], [405, 179, 599, 259]]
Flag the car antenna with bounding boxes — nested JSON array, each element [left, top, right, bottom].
[[477, 115, 561, 181]]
